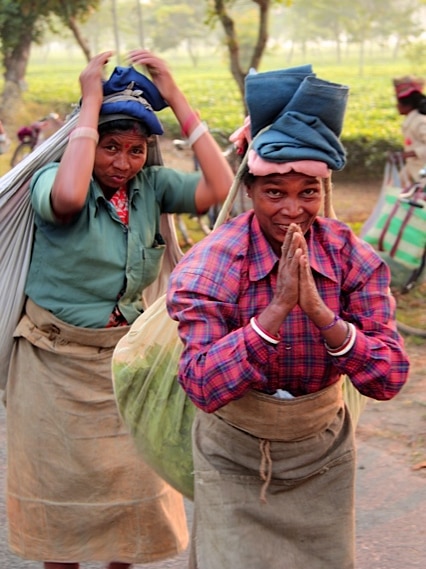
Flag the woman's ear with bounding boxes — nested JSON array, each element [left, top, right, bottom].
[[245, 184, 253, 199]]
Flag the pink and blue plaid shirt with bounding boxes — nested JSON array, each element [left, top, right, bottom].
[[167, 211, 410, 412]]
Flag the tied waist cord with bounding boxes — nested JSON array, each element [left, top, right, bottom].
[[259, 439, 272, 503]]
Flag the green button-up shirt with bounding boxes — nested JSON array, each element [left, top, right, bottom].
[[25, 162, 200, 328]]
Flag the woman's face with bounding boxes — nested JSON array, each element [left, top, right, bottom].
[[397, 100, 413, 115], [247, 171, 323, 255], [93, 130, 148, 197]]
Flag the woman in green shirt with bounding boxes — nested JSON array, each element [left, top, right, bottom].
[[6, 49, 233, 569]]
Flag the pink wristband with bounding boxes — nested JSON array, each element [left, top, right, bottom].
[[181, 111, 199, 137]]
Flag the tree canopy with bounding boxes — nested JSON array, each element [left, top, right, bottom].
[[0, 0, 99, 115]]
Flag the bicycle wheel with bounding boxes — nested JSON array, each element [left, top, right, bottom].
[[10, 141, 33, 167]]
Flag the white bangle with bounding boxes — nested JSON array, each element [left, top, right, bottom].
[[187, 121, 208, 147], [69, 126, 99, 144], [250, 317, 280, 345], [326, 323, 356, 357]]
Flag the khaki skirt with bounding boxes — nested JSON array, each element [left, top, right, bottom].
[[6, 299, 188, 563], [190, 381, 356, 569]]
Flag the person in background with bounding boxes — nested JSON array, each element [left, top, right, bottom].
[[393, 75, 426, 186], [0, 119, 10, 154], [5, 49, 233, 569], [167, 65, 410, 569]]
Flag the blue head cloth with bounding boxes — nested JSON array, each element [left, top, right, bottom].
[[246, 67, 349, 171], [245, 64, 315, 138], [100, 66, 168, 135]]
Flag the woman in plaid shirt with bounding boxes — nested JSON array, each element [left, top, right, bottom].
[[167, 65, 410, 569]]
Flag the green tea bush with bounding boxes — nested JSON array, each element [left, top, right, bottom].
[[0, 49, 415, 179]]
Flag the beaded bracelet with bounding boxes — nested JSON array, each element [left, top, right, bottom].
[[317, 314, 340, 331], [187, 121, 208, 147], [69, 126, 99, 144], [325, 322, 356, 357], [250, 317, 280, 345]]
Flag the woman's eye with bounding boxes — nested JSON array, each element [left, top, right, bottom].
[[266, 188, 282, 197], [131, 147, 145, 155], [302, 187, 321, 197]]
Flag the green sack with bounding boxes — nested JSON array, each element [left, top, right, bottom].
[[112, 294, 195, 500], [112, 293, 368, 502], [363, 188, 426, 269]]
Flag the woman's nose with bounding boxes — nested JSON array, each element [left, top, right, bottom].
[[282, 200, 302, 217], [114, 152, 130, 169]]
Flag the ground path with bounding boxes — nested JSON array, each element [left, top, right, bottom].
[[0, 139, 424, 568]]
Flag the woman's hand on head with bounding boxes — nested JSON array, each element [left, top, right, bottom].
[[127, 49, 177, 102], [79, 51, 114, 107]]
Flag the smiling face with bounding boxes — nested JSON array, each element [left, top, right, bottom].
[[246, 171, 323, 255], [93, 129, 148, 199]]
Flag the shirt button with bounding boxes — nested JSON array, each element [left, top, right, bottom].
[[285, 344, 292, 350]]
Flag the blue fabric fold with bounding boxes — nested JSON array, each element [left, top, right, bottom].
[[100, 66, 168, 135], [252, 113, 346, 170], [246, 64, 314, 137], [102, 66, 168, 110], [245, 65, 349, 171]]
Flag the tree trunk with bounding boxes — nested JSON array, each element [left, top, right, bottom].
[[213, 0, 271, 117], [1, 34, 33, 119], [111, 0, 121, 65], [214, 0, 244, 98], [67, 16, 92, 62]]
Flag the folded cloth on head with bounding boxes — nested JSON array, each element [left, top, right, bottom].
[[246, 64, 314, 137], [248, 151, 329, 178], [100, 66, 169, 135], [245, 68, 349, 171]]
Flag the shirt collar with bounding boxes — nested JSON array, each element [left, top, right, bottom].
[[93, 175, 142, 208]]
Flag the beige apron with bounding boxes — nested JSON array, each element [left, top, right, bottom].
[[6, 299, 188, 563], [190, 380, 356, 569]]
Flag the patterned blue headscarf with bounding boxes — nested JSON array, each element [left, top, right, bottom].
[[100, 66, 168, 135]]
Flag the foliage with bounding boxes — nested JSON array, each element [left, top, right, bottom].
[[0, 46, 419, 179], [0, 0, 99, 114], [148, 0, 208, 64], [205, 0, 290, 111], [403, 40, 426, 77]]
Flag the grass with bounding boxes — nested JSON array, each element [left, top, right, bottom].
[[0, 46, 416, 178], [394, 282, 426, 337]]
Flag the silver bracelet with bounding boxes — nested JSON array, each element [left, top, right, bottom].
[[325, 322, 356, 357], [250, 317, 280, 345], [187, 121, 208, 147]]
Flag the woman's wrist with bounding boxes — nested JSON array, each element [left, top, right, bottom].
[[69, 127, 99, 144], [316, 313, 340, 331], [250, 317, 280, 345], [325, 322, 356, 357], [181, 110, 200, 137]]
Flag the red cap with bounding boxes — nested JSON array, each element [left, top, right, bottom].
[[393, 76, 424, 98]]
